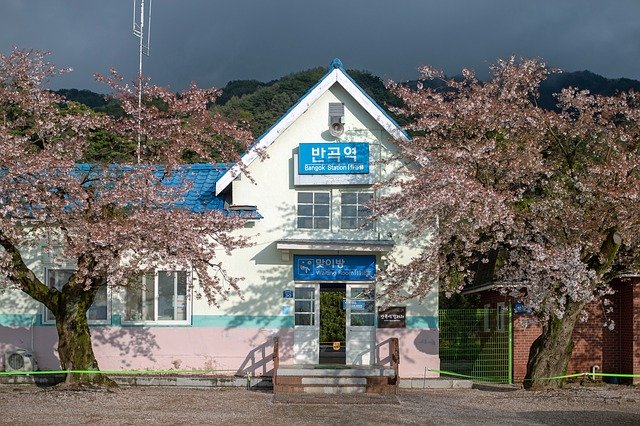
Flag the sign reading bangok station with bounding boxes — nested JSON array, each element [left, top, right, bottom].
[[298, 142, 369, 175], [293, 255, 376, 281]]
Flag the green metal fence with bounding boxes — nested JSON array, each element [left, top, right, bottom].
[[439, 308, 513, 384]]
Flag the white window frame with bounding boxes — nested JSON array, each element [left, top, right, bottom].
[[294, 285, 318, 327], [43, 268, 111, 325], [296, 191, 331, 230], [347, 284, 376, 327], [339, 190, 375, 231], [123, 270, 192, 325]]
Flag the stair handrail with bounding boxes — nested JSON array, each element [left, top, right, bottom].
[[272, 336, 279, 386], [391, 337, 400, 385]]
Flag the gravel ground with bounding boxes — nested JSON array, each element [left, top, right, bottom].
[[0, 383, 639, 425]]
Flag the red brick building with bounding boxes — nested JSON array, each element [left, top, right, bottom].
[[463, 275, 640, 384]]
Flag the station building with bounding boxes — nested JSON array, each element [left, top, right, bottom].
[[0, 59, 440, 380]]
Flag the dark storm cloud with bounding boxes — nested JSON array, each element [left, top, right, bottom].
[[2, 0, 639, 92]]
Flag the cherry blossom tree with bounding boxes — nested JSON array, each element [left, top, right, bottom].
[[376, 57, 640, 389], [0, 49, 253, 385]]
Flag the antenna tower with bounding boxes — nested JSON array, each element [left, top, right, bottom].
[[133, 0, 152, 163]]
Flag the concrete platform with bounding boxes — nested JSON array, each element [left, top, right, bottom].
[[0, 374, 272, 389], [277, 365, 395, 377], [399, 378, 473, 389], [1, 374, 472, 390]]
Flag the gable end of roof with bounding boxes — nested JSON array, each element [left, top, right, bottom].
[[215, 59, 410, 195]]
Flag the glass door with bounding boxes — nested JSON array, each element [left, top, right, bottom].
[[346, 284, 376, 365], [294, 285, 319, 364]]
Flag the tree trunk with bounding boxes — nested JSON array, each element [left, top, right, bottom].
[[523, 300, 585, 390], [55, 284, 116, 387], [0, 233, 115, 387]]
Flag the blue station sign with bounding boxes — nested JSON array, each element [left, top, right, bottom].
[[298, 142, 369, 175], [293, 255, 376, 281]]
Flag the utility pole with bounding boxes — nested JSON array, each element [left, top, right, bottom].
[[132, 0, 152, 163]]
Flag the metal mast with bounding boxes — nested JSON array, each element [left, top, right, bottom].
[[133, 0, 152, 163]]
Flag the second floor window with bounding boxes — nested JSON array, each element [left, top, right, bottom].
[[341, 192, 374, 230], [297, 192, 330, 229]]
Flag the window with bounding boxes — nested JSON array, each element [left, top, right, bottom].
[[44, 269, 109, 324], [483, 303, 491, 332], [349, 285, 376, 327], [340, 192, 374, 230], [294, 286, 316, 326], [496, 302, 506, 332], [297, 192, 330, 229], [124, 271, 189, 323]]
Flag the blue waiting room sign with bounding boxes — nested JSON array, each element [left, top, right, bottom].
[[293, 254, 376, 281]]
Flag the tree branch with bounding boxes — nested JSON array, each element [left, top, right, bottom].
[[0, 230, 58, 309], [587, 228, 622, 276]]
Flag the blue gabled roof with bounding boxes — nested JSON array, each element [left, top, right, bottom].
[[159, 163, 231, 213], [74, 163, 262, 218]]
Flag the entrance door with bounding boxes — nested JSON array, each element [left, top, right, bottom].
[[346, 284, 376, 365], [319, 283, 346, 364], [294, 285, 319, 364]]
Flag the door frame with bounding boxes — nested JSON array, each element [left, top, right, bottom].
[[293, 284, 320, 364], [293, 280, 377, 365]]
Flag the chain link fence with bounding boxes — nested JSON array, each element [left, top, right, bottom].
[[439, 308, 513, 383]]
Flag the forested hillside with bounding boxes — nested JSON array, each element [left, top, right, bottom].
[[538, 70, 640, 110], [212, 68, 405, 137], [56, 68, 640, 162]]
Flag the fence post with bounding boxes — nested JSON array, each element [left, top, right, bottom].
[[508, 304, 513, 385]]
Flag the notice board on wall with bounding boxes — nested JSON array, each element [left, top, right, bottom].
[[377, 306, 406, 328]]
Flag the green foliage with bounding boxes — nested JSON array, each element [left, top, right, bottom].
[[213, 67, 406, 137], [214, 67, 326, 137], [83, 129, 136, 163], [215, 80, 267, 105], [538, 71, 640, 111], [93, 101, 125, 118], [55, 89, 107, 109], [319, 290, 346, 342], [55, 68, 640, 163], [439, 292, 480, 309]]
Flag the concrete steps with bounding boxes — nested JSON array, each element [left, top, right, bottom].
[[274, 365, 397, 394]]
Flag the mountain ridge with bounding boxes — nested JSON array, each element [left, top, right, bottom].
[[56, 69, 640, 137]]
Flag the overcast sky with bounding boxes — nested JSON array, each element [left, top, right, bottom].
[[2, 0, 640, 92]]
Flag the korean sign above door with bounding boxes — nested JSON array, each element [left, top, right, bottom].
[[293, 255, 376, 281], [298, 142, 369, 175]]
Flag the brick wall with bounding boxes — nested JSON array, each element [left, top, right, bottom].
[[475, 277, 639, 383], [618, 277, 640, 385]]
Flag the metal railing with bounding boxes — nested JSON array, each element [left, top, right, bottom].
[[439, 308, 513, 384]]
